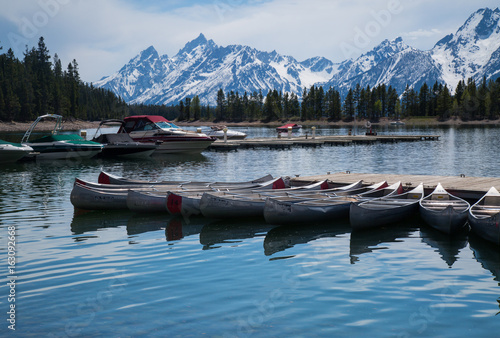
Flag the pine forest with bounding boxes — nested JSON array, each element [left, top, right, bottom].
[[1, 38, 499, 124]]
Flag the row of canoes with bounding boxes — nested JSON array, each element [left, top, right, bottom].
[[70, 171, 500, 246]]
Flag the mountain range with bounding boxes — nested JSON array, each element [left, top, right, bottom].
[[95, 7, 500, 105]]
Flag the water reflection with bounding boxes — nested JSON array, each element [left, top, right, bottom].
[[419, 224, 468, 267], [349, 221, 418, 264], [263, 221, 351, 257], [469, 233, 500, 285], [164, 216, 206, 241], [70, 209, 134, 235], [199, 219, 274, 250]]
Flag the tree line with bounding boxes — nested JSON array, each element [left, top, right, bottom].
[[1, 37, 499, 124], [176, 79, 500, 122]]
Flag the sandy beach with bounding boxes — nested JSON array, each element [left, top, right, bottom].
[[0, 116, 499, 133]]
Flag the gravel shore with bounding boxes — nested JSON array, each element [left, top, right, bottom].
[[1, 117, 499, 133]]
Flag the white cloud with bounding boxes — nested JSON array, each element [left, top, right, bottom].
[[0, 0, 498, 82]]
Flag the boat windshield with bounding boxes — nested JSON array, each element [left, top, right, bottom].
[[156, 121, 180, 129]]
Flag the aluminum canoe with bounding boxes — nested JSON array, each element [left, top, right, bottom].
[[263, 181, 394, 225], [468, 187, 500, 246], [419, 183, 470, 234], [350, 183, 425, 230]]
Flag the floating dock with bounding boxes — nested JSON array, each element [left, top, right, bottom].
[[292, 172, 497, 200], [207, 134, 440, 151]]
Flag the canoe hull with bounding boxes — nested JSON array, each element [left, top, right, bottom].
[[166, 192, 203, 217], [350, 201, 419, 230], [263, 198, 351, 225], [70, 183, 128, 210], [127, 190, 168, 213], [468, 213, 500, 246], [420, 206, 469, 234], [199, 194, 265, 219]]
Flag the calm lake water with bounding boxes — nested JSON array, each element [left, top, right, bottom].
[[1, 125, 500, 337]]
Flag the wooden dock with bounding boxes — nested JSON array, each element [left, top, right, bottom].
[[291, 172, 497, 200], [207, 134, 440, 151]]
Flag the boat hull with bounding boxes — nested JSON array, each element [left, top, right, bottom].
[[0, 142, 33, 163], [129, 132, 215, 154], [199, 193, 265, 219], [127, 190, 168, 213], [420, 205, 469, 234], [70, 182, 129, 210], [468, 214, 500, 246], [99, 145, 156, 158], [166, 192, 204, 216], [27, 142, 102, 160], [350, 201, 420, 230], [263, 198, 351, 225]]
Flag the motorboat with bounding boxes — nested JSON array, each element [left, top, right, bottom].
[[0, 140, 33, 163], [21, 114, 103, 160], [276, 123, 301, 132], [206, 125, 247, 140], [118, 115, 215, 154], [92, 119, 158, 158]]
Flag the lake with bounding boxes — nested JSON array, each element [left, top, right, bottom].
[[1, 124, 499, 337]]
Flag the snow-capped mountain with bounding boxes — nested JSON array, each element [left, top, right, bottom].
[[95, 7, 500, 105], [322, 37, 443, 96], [95, 33, 338, 105], [432, 7, 500, 89]]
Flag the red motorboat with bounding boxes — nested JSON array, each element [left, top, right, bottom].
[[276, 123, 302, 132]]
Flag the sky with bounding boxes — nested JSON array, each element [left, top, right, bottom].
[[1, 0, 499, 83]]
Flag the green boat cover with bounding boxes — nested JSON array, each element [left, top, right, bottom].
[[0, 139, 24, 147], [29, 134, 101, 145]]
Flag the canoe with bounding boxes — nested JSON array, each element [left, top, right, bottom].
[[263, 181, 398, 225], [126, 190, 169, 213], [468, 187, 500, 246], [167, 177, 315, 217], [419, 183, 470, 234], [198, 180, 362, 219], [71, 176, 286, 211], [70, 181, 130, 210], [350, 183, 425, 230], [70, 179, 182, 210], [98, 170, 273, 186]]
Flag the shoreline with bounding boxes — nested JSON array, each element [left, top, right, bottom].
[[1, 117, 499, 133]]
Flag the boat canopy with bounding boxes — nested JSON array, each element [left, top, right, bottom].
[[120, 115, 180, 133]]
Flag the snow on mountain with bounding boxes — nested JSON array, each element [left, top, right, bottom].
[[321, 37, 443, 95], [431, 7, 500, 89], [95, 33, 338, 105], [95, 8, 500, 105]]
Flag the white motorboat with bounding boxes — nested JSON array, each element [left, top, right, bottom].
[[119, 115, 215, 154], [21, 114, 103, 160], [0, 140, 33, 163]]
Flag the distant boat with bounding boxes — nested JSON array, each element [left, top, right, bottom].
[[21, 114, 103, 160], [206, 125, 247, 140], [390, 119, 405, 125], [276, 123, 302, 132], [0, 139, 33, 163]]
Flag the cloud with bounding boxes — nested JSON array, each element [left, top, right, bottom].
[[1, 0, 498, 83]]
